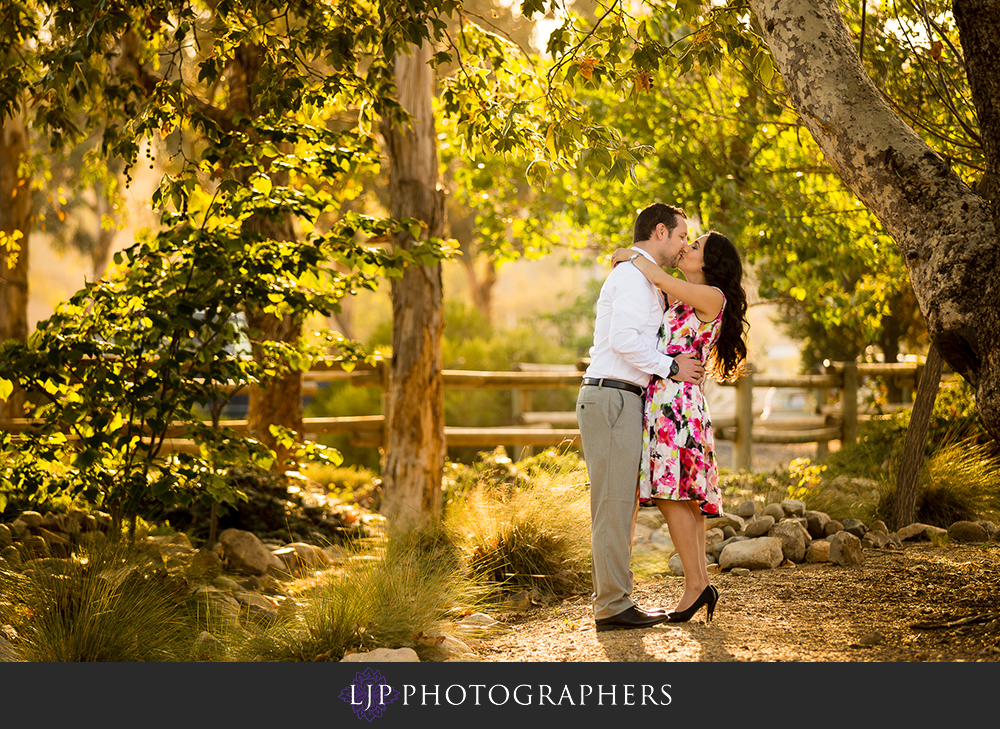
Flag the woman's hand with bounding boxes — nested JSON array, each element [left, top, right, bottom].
[[610, 248, 635, 267]]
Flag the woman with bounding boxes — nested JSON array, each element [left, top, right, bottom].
[[611, 230, 749, 623]]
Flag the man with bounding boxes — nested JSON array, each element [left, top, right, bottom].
[[576, 202, 705, 632]]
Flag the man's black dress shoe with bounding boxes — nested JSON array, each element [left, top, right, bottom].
[[595, 606, 668, 632]]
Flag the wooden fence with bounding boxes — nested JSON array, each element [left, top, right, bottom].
[[296, 357, 943, 470], [1, 357, 945, 471]]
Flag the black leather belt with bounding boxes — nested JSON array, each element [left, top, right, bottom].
[[581, 377, 644, 398]]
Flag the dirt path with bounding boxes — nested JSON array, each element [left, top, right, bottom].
[[470, 542, 1000, 662]]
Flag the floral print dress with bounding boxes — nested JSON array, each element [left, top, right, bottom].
[[639, 290, 725, 516]]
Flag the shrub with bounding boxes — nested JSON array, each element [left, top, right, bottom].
[[1, 541, 197, 662], [234, 521, 484, 662], [871, 440, 1000, 526], [445, 450, 592, 601]]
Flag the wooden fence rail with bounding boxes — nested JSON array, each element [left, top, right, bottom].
[[1, 357, 947, 471]]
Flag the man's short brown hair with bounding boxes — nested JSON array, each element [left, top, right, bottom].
[[633, 203, 687, 244]]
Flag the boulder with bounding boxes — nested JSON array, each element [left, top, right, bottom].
[[342, 647, 420, 663], [842, 518, 867, 538], [805, 540, 831, 563], [804, 510, 832, 540], [737, 501, 757, 518], [770, 521, 808, 563], [0, 523, 10, 548], [862, 530, 891, 549], [719, 537, 784, 571], [829, 531, 864, 566], [947, 521, 990, 543], [744, 515, 775, 539], [217, 528, 285, 576], [17, 511, 42, 529], [897, 523, 947, 542], [762, 503, 786, 521], [705, 512, 744, 532], [780, 499, 806, 517], [824, 520, 844, 537]]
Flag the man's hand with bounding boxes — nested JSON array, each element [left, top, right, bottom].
[[671, 352, 705, 385]]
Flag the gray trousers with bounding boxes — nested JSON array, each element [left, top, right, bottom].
[[576, 383, 643, 619]]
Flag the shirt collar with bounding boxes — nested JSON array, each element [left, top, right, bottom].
[[629, 247, 657, 264]]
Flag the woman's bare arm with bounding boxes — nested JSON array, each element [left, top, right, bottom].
[[611, 249, 723, 321]]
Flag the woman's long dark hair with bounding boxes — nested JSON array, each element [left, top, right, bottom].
[[701, 231, 749, 381]]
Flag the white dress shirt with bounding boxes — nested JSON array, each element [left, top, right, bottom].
[[583, 247, 676, 387]]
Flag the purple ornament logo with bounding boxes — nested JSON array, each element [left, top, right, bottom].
[[339, 667, 400, 721]]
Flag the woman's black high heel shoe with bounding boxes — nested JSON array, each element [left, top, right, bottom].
[[667, 585, 718, 623]]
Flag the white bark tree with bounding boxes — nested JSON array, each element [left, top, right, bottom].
[[748, 0, 1000, 442]]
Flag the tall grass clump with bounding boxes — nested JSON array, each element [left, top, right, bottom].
[[3, 541, 197, 661], [445, 448, 592, 601], [871, 440, 1000, 527], [235, 520, 486, 662]]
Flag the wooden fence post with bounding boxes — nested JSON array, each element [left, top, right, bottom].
[[512, 388, 533, 461], [841, 361, 858, 447], [734, 365, 754, 471]]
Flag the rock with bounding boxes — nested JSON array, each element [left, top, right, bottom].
[[187, 548, 224, 579], [897, 523, 947, 542], [947, 521, 989, 543], [1, 545, 22, 567], [0, 524, 10, 548], [17, 511, 42, 529], [862, 530, 891, 549], [650, 526, 675, 552], [8, 520, 27, 540], [978, 521, 999, 540], [824, 520, 844, 537], [41, 512, 74, 534], [869, 520, 889, 534], [762, 503, 786, 521], [272, 542, 331, 576], [341, 647, 420, 662], [737, 501, 757, 518], [731, 568, 751, 577], [0, 635, 20, 662], [705, 513, 744, 532], [234, 591, 279, 622], [192, 586, 242, 620], [191, 631, 226, 661], [668, 552, 712, 576], [722, 526, 737, 539], [21, 535, 49, 559], [36, 528, 71, 558], [705, 528, 726, 551], [432, 633, 478, 660], [842, 518, 867, 538], [780, 499, 806, 517], [719, 537, 784, 571], [804, 510, 832, 540], [710, 536, 746, 563], [217, 528, 285, 576], [829, 531, 864, 566], [805, 540, 831, 563], [744, 515, 775, 538], [770, 521, 808, 563]]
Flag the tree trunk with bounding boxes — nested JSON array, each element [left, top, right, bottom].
[[379, 40, 447, 529], [892, 344, 944, 530], [0, 110, 31, 420], [230, 43, 303, 470], [461, 252, 497, 324], [749, 0, 1000, 443]]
